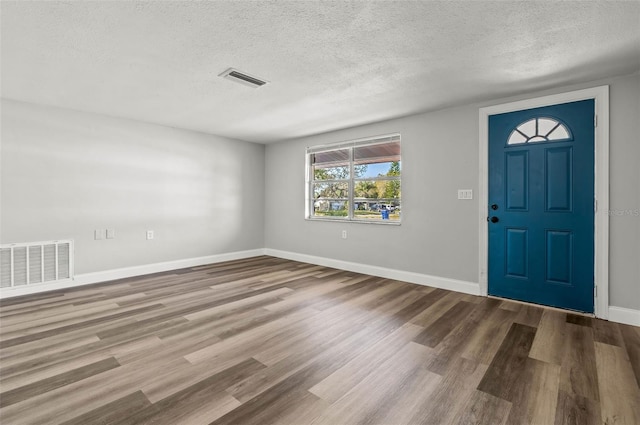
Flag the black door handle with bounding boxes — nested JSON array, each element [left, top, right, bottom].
[[489, 216, 499, 223]]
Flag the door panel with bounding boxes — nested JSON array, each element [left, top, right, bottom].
[[545, 147, 573, 212], [488, 100, 594, 313], [505, 151, 528, 211], [546, 230, 573, 284], [505, 228, 528, 278]]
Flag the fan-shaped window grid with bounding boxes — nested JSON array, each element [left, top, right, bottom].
[[307, 135, 401, 222], [507, 118, 571, 145]]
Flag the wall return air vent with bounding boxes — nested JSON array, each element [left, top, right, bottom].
[[1, 240, 74, 288], [219, 68, 268, 88]]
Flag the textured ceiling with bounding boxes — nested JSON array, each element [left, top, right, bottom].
[[2, 1, 639, 143]]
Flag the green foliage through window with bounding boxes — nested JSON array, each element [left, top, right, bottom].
[[306, 135, 401, 222]]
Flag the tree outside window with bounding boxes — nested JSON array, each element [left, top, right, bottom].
[[307, 135, 401, 222]]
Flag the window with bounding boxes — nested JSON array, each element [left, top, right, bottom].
[[507, 117, 571, 145], [306, 134, 401, 223]]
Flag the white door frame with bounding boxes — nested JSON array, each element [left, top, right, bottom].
[[478, 86, 609, 319]]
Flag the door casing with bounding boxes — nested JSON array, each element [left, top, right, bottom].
[[478, 86, 609, 319]]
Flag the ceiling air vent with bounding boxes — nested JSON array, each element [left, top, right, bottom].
[[219, 68, 268, 88]]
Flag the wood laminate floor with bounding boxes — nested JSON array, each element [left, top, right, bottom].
[[0, 256, 639, 425]]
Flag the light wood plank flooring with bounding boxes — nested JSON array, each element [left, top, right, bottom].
[[1, 256, 639, 424]]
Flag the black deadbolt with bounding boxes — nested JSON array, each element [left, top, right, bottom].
[[491, 204, 498, 210]]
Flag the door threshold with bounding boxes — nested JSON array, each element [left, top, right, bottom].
[[487, 295, 595, 318]]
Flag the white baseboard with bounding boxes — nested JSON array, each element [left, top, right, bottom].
[[608, 306, 640, 327], [264, 248, 480, 296], [3, 246, 635, 328], [0, 249, 266, 299]]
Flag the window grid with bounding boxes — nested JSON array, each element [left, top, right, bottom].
[[306, 134, 401, 223], [507, 117, 572, 145]]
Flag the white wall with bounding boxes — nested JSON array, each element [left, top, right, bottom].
[[1, 99, 265, 275], [264, 73, 640, 311]]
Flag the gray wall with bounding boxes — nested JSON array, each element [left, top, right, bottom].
[[264, 73, 640, 310], [265, 105, 480, 283], [607, 74, 640, 311], [1, 99, 265, 275], [1, 74, 637, 310]]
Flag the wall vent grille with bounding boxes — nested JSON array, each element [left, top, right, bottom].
[[219, 68, 268, 88], [0, 240, 73, 288]]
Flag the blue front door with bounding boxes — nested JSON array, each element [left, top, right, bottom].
[[488, 100, 595, 313]]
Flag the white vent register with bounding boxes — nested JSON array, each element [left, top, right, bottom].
[[0, 240, 74, 288], [219, 68, 268, 88]]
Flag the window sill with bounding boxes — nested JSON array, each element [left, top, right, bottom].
[[305, 217, 401, 225]]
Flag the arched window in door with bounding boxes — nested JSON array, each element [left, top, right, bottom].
[[507, 117, 571, 145]]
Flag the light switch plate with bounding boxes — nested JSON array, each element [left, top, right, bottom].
[[94, 229, 105, 240], [458, 189, 473, 200], [106, 229, 115, 239]]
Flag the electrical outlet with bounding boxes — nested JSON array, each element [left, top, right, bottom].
[[146, 230, 154, 240], [342, 230, 347, 239]]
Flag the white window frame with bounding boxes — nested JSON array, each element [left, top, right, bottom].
[[305, 133, 401, 224]]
